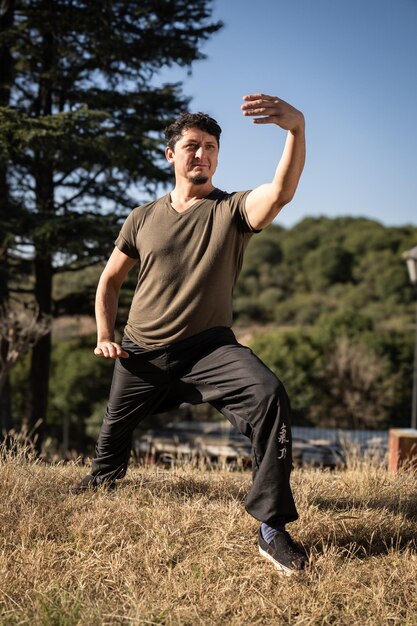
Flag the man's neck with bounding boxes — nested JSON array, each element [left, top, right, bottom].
[[170, 182, 216, 213]]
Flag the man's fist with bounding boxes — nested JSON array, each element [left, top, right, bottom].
[[94, 341, 129, 359]]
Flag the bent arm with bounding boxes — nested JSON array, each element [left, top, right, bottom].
[[95, 246, 138, 358], [242, 94, 306, 230]]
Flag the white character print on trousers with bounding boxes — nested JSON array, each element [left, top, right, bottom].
[[278, 423, 289, 445], [278, 423, 289, 460]]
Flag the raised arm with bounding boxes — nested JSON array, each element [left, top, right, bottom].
[[241, 93, 306, 230], [94, 246, 138, 358]]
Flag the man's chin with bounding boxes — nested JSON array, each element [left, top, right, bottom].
[[189, 175, 209, 185]]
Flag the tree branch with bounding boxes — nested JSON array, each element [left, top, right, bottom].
[[55, 167, 107, 211]]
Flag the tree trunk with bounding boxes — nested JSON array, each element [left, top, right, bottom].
[[0, 195, 12, 435], [27, 254, 53, 448], [27, 25, 55, 450], [0, 0, 15, 434], [28, 157, 54, 448]]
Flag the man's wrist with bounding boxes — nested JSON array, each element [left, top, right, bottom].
[[289, 113, 305, 135]]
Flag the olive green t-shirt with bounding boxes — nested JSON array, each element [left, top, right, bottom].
[[115, 188, 258, 347]]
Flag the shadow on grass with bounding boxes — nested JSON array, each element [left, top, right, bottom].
[[305, 526, 417, 559], [309, 492, 417, 522], [124, 473, 250, 503], [305, 493, 417, 557]]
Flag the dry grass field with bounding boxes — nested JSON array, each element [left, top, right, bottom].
[[1, 444, 416, 626]]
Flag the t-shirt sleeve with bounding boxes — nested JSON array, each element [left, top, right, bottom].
[[114, 209, 140, 259], [227, 190, 262, 234]]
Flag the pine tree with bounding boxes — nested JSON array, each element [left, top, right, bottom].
[[0, 0, 221, 444]]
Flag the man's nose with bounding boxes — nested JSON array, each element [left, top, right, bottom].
[[195, 146, 203, 159]]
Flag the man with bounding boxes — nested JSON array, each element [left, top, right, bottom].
[[72, 93, 307, 575]]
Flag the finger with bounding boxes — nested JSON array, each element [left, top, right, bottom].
[[94, 344, 130, 359], [242, 93, 277, 102], [242, 98, 278, 108], [107, 343, 119, 358], [242, 102, 281, 116], [95, 343, 114, 358], [242, 97, 280, 108], [243, 105, 287, 121], [252, 116, 278, 125], [242, 106, 274, 116]]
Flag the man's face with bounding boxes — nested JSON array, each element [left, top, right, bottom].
[[165, 127, 219, 185]]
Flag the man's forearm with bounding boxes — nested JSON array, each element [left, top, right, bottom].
[[93, 247, 135, 358], [95, 277, 120, 343], [244, 125, 305, 229], [272, 123, 306, 207]]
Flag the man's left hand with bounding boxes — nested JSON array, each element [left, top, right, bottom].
[[241, 93, 304, 133]]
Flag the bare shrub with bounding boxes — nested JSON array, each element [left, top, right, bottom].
[[0, 300, 51, 395], [320, 336, 396, 429]]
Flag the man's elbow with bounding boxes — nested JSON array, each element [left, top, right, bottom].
[[277, 176, 302, 205], [254, 200, 288, 230], [97, 271, 123, 297]]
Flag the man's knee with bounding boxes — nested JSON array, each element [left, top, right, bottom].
[[255, 372, 287, 407]]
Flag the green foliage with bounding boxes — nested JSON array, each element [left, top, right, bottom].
[[47, 336, 114, 447], [273, 292, 334, 325], [235, 217, 417, 328], [352, 249, 412, 304], [303, 244, 353, 290], [251, 321, 414, 430], [250, 330, 321, 424], [311, 308, 374, 346], [10, 336, 114, 449]]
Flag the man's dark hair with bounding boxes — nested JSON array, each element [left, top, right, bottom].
[[165, 112, 222, 151]]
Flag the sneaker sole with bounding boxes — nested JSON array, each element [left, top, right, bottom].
[[258, 546, 297, 576]]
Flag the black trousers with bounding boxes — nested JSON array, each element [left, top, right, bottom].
[[91, 327, 298, 527]]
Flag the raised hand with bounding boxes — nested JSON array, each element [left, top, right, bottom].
[[241, 93, 304, 133]]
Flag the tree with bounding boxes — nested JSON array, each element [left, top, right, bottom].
[[303, 244, 353, 291], [47, 336, 114, 452], [0, 0, 221, 444], [316, 336, 396, 430]]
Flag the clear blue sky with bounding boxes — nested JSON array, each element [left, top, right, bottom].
[[156, 0, 417, 229]]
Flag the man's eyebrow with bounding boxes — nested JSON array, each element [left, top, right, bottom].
[[183, 139, 216, 147]]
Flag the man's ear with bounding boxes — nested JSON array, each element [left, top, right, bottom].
[[165, 146, 175, 164]]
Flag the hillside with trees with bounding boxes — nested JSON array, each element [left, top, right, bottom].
[[8, 215, 417, 453], [235, 216, 416, 327], [239, 217, 416, 431]]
